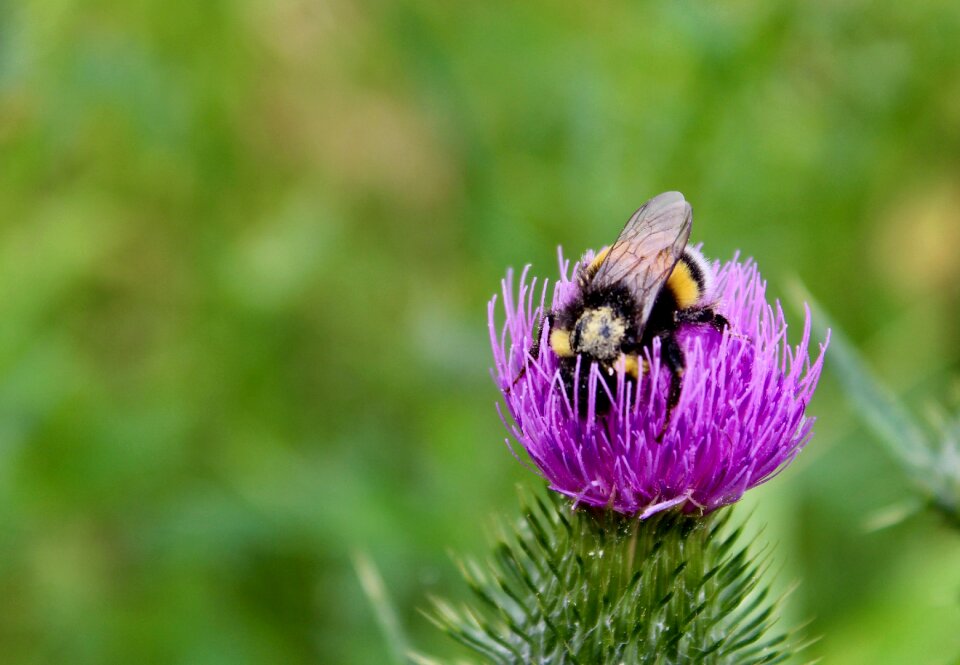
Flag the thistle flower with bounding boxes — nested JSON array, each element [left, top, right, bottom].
[[489, 249, 828, 517]]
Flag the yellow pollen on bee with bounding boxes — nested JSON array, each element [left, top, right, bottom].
[[574, 307, 626, 360], [615, 354, 641, 379], [549, 328, 574, 357], [585, 246, 611, 276], [667, 259, 702, 309]]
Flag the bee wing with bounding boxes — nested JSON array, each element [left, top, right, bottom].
[[589, 191, 692, 327]]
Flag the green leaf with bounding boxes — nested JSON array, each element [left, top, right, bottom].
[[787, 281, 960, 526], [354, 551, 413, 665], [787, 282, 930, 471]]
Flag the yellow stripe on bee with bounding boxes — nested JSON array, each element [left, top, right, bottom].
[[585, 246, 611, 277], [549, 328, 574, 357], [667, 258, 702, 309]]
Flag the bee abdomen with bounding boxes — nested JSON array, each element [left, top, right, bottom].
[[667, 247, 712, 310]]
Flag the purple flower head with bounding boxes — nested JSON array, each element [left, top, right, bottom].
[[489, 248, 829, 518]]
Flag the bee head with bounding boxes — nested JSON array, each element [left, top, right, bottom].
[[572, 306, 626, 362]]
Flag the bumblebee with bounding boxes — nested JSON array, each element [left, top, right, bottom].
[[533, 191, 728, 434]]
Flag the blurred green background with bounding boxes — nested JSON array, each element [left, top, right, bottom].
[[1, 1, 959, 663]]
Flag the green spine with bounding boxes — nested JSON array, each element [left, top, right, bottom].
[[424, 492, 800, 665]]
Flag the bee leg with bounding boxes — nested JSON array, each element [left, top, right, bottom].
[[508, 311, 553, 391], [709, 312, 729, 333], [656, 333, 685, 442], [530, 310, 553, 360], [676, 308, 731, 335]]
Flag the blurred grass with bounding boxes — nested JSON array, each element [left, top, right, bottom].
[[0, 0, 959, 663]]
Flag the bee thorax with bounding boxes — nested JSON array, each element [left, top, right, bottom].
[[572, 306, 626, 361]]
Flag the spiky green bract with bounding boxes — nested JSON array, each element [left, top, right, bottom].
[[424, 492, 797, 665]]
